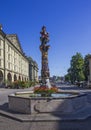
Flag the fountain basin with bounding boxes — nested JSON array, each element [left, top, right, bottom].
[[8, 91, 87, 114]]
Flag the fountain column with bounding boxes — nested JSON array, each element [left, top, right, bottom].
[[40, 26, 51, 88]]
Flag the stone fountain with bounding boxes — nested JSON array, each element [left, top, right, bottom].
[[8, 26, 90, 116]]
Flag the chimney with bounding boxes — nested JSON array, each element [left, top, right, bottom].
[[0, 24, 2, 30]]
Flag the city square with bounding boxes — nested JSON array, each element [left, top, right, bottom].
[[0, 85, 91, 130], [0, 0, 91, 130]]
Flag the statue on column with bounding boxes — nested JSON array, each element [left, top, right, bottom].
[[40, 26, 49, 45], [40, 26, 51, 88]]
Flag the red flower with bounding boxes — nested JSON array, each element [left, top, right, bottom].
[[34, 86, 58, 94]]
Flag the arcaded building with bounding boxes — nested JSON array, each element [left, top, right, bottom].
[[0, 25, 36, 85], [28, 57, 38, 81]]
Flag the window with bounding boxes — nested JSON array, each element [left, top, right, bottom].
[[0, 59, 1, 67], [8, 54, 10, 60], [8, 45, 10, 52], [0, 49, 1, 56], [0, 40, 3, 48], [8, 62, 10, 69], [7, 73, 12, 82]]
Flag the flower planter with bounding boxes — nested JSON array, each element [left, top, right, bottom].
[[34, 86, 58, 97]]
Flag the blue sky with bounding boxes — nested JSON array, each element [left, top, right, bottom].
[[0, 0, 91, 76]]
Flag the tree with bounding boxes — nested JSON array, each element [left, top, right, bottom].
[[65, 74, 70, 82], [68, 52, 85, 83], [84, 54, 91, 81]]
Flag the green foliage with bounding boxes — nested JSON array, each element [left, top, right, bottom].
[[5, 80, 38, 89], [4, 80, 13, 88], [65, 74, 70, 82], [83, 54, 91, 81], [67, 52, 85, 83]]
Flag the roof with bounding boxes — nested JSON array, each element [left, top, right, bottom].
[[6, 34, 23, 53]]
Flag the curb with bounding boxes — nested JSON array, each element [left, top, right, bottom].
[[0, 110, 23, 122], [0, 106, 91, 122]]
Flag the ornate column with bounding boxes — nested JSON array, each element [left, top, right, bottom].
[[40, 26, 51, 88]]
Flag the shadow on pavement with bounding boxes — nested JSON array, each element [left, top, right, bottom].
[[0, 103, 23, 115], [0, 103, 8, 111]]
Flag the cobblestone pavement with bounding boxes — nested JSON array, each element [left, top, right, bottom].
[[0, 85, 91, 130], [0, 114, 91, 130]]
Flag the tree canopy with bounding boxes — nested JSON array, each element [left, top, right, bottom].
[[83, 54, 91, 81], [65, 52, 85, 83]]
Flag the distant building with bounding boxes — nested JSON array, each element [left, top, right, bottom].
[[0, 25, 38, 85], [28, 57, 38, 81], [52, 76, 58, 81]]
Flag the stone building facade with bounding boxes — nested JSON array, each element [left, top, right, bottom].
[[28, 57, 38, 81], [0, 25, 38, 85]]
